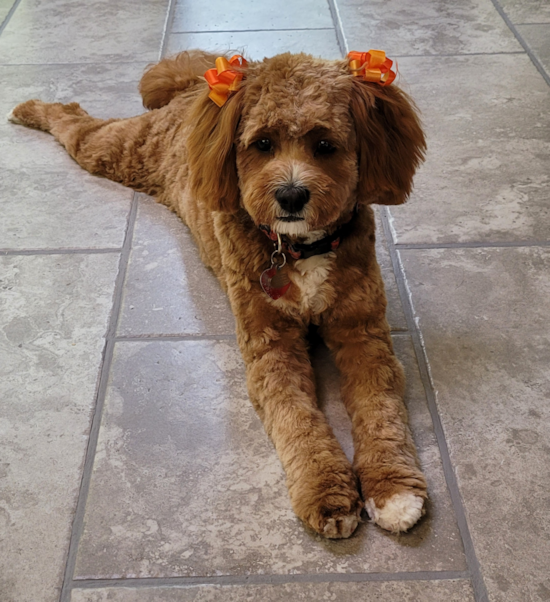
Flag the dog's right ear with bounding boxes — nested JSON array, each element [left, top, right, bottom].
[[350, 79, 426, 206], [187, 89, 244, 213]]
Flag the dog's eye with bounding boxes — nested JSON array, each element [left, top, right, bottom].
[[255, 138, 273, 152], [315, 140, 336, 156]]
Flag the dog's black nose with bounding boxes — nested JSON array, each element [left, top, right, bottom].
[[275, 186, 310, 214]]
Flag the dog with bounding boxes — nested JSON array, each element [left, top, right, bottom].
[[9, 49, 427, 539]]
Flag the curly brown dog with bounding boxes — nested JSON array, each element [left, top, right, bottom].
[[9, 50, 427, 539]]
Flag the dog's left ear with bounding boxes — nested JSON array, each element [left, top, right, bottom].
[[187, 88, 244, 213], [350, 80, 426, 205]]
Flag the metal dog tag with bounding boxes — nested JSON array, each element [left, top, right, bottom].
[[260, 265, 291, 300]]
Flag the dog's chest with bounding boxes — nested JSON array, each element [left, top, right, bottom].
[[289, 253, 336, 315]]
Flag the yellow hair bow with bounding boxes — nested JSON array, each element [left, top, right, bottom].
[[348, 50, 397, 86], [204, 55, 248, 107]]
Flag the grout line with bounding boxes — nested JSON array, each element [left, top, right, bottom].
[[59, 0, 183, 591], [381, 208, 489, 602], [59, 196, 139, 602], [171, 27, 334, 34], [327, 0, 349, 55], [115, 334, 237, 342], [32, 2, 514, 599], [72, 570, 471, 589], [395, 240, 550, 250], [0, 0, 23, 37], [489, 0, 550, 86], [1, 247, 121, 256], [308, 7, 479, 595], [115, 332, 409, 343], [159, 0, 177, 60]]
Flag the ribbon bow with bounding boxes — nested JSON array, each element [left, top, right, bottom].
[[348, 50, 397, 86], [204, 55, 248, 107]]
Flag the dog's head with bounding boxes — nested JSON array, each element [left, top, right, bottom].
[[187, 53, 425, 236]]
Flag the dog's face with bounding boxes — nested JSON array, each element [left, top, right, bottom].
[[235, 56, 358, 236], [187, 53, 426, 233]]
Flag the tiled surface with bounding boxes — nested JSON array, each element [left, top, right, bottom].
[[172, 0, 334, 31], [517, 24, 550, 75], [337, 0, 521, 56], [168, 0, 340, 60], [1, 63, 146, 250], [0, 63, 147, 120], [2, 0, 550, 600], [117, 201, 404, 336], [374, 210, 408, 331], [0, 0, 16, 24], [388, 54, 550, 244], [0, 0, 169, 63], [399, 247, 550, 602], [70, 580, 476, 601], [0, 254, 119, 602], [117, 197, 235, 337], [498, 0, 550, 24], [75, 337, 465, 578], [0, 155, 132, 251], [167, 30, 341, 61]]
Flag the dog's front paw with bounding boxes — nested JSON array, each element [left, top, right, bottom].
[[305, 493, 362, 539], [291, 473, 363, 539], [356, 450, 428, 533], [365, 491, 425, 533], [321, 512, 360, 539]]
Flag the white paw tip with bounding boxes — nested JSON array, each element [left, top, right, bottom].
[[366, 492, 424, 533], [322, 513, 359, 539], [7, 109, 21, 124]]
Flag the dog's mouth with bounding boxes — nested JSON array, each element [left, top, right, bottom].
[[277, 216, 305, 222]]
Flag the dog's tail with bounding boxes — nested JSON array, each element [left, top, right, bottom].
[[139, 50, 219, 110]]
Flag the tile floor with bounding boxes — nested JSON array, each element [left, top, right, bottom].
[[0, 0, 549, 601]]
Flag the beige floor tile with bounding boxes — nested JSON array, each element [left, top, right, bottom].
[[0, 0, 169, 64], [1, 63, 149, 250], [374, 211, 408, 331], [399, 246, 550, 602], [388, 55, 550, 244], [0, 63, 147, 121], [172, 0, 333, 32], [74, 337, 465, 578], [517, 23, 550, 75], [0, 254, 119, 602], [117, 196, 235, 337], [167, 29, 341, 61], [498, 0, 550, 24], [337, 0, 521, 56], [0, 0, 16, 24]]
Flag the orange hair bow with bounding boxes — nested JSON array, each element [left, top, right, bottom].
[[204, 55, 248, 107], [348, 50, 397, 86]]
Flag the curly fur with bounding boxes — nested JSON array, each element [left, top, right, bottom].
[[10, 50, 428, 538]]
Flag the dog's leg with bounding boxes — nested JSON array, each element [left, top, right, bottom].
[[8, 99, 171, 196], [234, 302, 362, 538], [322, 316, 427, 533]]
